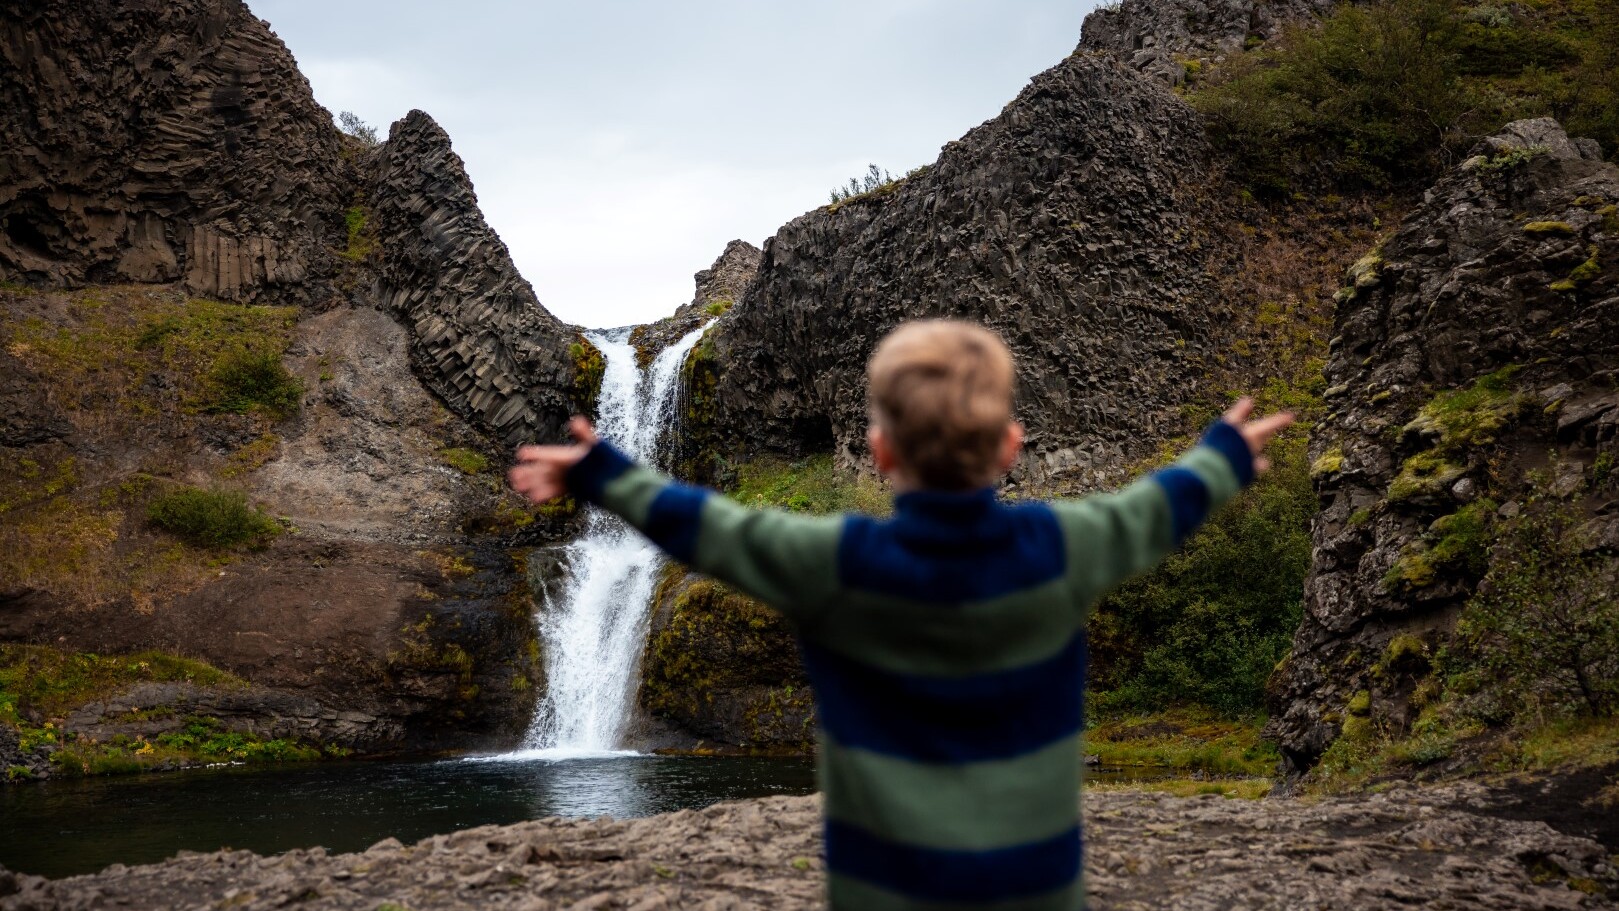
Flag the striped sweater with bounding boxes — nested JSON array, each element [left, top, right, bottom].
[[564, 421, 1255, 910]]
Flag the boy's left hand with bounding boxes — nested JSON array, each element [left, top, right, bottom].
[[1222, 397, 1293, 476], [509, 416, 598, 504]]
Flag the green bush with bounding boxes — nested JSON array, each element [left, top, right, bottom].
[[730, 455, 889, 516], [1447, 495, 1619, 718], [208, 349, 302, 418], [1088, 439, 1315, 714], [1193, 0, 1619, 196], [147, 486, 281, 548]]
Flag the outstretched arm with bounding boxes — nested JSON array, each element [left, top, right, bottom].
[[509, 418, 843, 622], [1053, 398, 1292, 604]]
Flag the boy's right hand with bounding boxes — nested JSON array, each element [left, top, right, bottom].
[[509, 416, 599, 504], [1221, 397, 1293, 476]]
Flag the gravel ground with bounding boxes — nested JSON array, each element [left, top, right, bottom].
[[2, 782, 1615, 910]]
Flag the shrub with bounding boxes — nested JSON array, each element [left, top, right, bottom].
[[147, 486, 281, 549], [207, 349, 302, 418], [1447, 496, 1619, 718], [730, 455, 889, 516], [1088, 438, 1315, 714], [337, 111, 379, 147], [829, 164, 899, 204]]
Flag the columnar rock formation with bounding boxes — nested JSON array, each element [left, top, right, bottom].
[[1269, 119, 1619, 771], [0, 0, 352, 305], [703, 53, 1233, 488], [1078, 0, 1341, 85], [369, 111, 585, 446]]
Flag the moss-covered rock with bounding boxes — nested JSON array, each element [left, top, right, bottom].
[[638, 567, 812, 752]]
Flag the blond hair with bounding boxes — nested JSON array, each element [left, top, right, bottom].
[[867, 320, 1015, 490]]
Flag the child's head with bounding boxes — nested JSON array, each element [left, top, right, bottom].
[[866, 320, 1022, 491]]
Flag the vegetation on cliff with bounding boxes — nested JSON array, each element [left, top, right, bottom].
[[1193, 0, 1619, 195]]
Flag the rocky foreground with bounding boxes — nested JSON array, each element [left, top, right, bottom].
[[3, 784, 1614, 910]]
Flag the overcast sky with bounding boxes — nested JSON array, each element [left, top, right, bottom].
[[253, 1, 1099, 328]]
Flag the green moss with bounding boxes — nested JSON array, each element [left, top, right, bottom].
[[439, 447, 490, 475], [1348, 507, 1374, 526], [1404, 365, 1525, 450], [1522, 220, 1576, 235], [340, 204, 377, 262], [1557, 244, 1604, 291], [568, 337, 605, 415], [1347, 690, 1372, 716], [704, 298, 734, 317], [1376, 634, 1431, 679], [1387, 450, 1466, 502], [1383, 499, 1497, 589], [147, 485, 281, 549], [1311, 447, 1345, 478]]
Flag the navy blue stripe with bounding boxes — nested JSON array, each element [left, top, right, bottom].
[[801, 633, 1085, 763], [1153, 466, 1210, 544], [563, 440, 633, 505], [1201, 420, 1256, 486], [644, 484, 708, 563], [836, 501, 1065, 602], [826, 819, 1081, 902]]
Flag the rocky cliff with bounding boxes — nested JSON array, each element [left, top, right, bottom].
[[629, 239, 760, 368], [699, 53, 1235, 489], [0, 0, 351, 305], [0, 0, 593, 762], [369, 111, 588, 446], [1268, 119, 1619, 772]]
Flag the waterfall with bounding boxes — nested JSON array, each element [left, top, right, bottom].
[[513, 323, 709, 759]]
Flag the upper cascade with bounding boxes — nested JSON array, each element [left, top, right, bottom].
[[0, 0, 353, 305], [368, 110, 582, 445], [699, 52, 1234, 488]]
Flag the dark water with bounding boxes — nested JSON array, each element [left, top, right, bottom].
[[0, 753, 818, 879]]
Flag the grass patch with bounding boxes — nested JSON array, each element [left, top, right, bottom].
[[1085, 777, 1272, 800], [0, 644, 243, 725], [1086, 709, 1280, 777], [147, 485, 281, 549], [729, 455, 889, 516], [3, 291, 300, 420], [439, 447, 490, 475]]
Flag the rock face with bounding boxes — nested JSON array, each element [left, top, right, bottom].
[[1268, 119, 1619, 771], [1078, 0, 1340, 85], [0, 0, 352, 305], [702, 53, 1232, 488], [6, 782, 1616, 909], [368, 111, 587, 446], [637, 571, 813, 752], [629, 239, 760, 368]]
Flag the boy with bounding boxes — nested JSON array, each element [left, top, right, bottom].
[[509, 320, 1291, 910]]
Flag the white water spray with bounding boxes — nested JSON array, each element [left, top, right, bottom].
[[506, 324, 709, 760]]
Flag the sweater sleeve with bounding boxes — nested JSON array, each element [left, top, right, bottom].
[[1049, 420, 1255, 607], [564, 441, 845, 624]]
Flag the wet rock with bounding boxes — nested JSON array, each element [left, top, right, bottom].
[[1269, 120, 1619, 772]]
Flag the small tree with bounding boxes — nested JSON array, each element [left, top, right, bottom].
[[338, 111, 380, 147], [1452, 496, 1619, 719]]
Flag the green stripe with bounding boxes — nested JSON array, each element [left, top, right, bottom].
[[807, 576, 1083, 676], [598, 463, 669, 527], [1179, 444, 1242, 502], [827, 873, 1084, 911], [821, 735, 1082, 851]]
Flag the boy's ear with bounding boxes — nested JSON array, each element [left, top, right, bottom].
[[998, 421, 1024, 475], [869, 424, 897, 476]]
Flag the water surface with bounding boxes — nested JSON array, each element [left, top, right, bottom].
[[0, 753, 816, 879]]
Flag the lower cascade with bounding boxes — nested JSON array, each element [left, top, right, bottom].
[[512, 324, 708, 758]]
